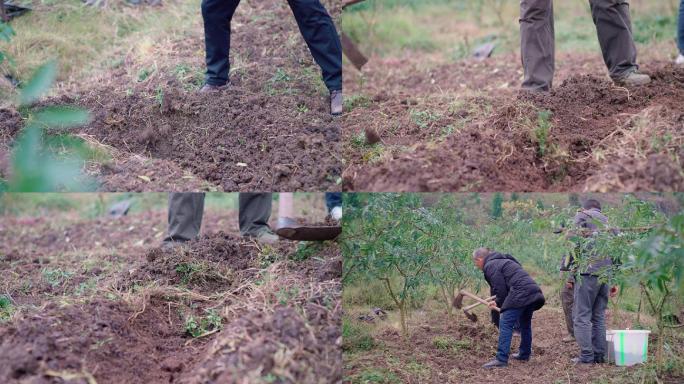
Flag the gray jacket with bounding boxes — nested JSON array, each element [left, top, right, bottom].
[[561, 208, 615, 276], [574, 208, 613, 275]]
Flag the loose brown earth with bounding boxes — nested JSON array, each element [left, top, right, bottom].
[[343, 306, 683, 384], [0, 210, 342, 383], [0, 0, 342, 192], [343, 51, 684, 192]]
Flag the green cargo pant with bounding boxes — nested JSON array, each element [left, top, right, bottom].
[[520, 0, 639, 91], [165, 192, 272, 242]]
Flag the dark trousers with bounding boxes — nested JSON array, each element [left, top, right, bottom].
[[201, 0, 342, 91], [325, 192, 342, 212], [573, 275, 609, 363], [679, 0, 684, 54], [495, 305, 534, 363], [520, 0, 638, 91], [165, 192, 272, 242], [561, 281, 575, 337]]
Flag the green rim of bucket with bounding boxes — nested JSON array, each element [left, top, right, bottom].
[[619, 332, 625, 366]]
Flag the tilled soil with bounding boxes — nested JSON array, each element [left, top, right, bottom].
[[0, 0, 342, 192], [0, 213, 342, 383], [343, 53, 684, 192], [343, 308, 683, 384]]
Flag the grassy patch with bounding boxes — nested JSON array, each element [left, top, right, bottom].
[[432, 335, 472, 354], [347, 368, 401, 384], [42, 267, 74, 288], [344, 94, 372, 112], [1, 0, 202, 84], [0, 295, 15, 322], [342, 318, 375, 352]]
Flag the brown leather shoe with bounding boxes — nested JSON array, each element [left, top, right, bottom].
[[330, 90, 342, 116], [199, 83, 228, 93], [613, 71, 651, 87]]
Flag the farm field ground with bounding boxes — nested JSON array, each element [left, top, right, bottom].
[[0, 0, 342, 192], [341, 192, 684, 384], [342, 0, 684, 192], [343, 303, 683, 384], [0, 194, 342, 383]]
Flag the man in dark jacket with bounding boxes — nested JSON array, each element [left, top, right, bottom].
[[568, 199, 619, 365], [200, 0, 343, 115], [473, 248, 546, 369]]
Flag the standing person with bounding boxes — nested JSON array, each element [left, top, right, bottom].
[[569, 199, 619, 365], [559, 253, 576, 343], [473, 248, 546, 369], [677, 0, 684, 66], [520, 0, 651, 92], [200, 0, 343, 115], [164, 192, 278, 245]]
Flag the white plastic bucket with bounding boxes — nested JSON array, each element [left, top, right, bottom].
[[606, 330, 651, 366]]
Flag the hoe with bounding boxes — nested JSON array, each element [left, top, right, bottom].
[[453, 290, 499, 323], [274, 217, 341, 241]]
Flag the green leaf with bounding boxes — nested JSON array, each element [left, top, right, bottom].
[[18, 60, 58, 106], [33, 106, 90, 129]]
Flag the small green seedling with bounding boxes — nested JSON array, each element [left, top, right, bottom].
[[184, 309, 223, 338]]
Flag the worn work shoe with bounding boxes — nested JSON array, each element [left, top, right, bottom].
[[676, 54, 684, 67], [255, 229, 279, 245], [613, 71, 651, 87], [594, 354, 606, 364], [330, 90, 343, 116], [199, 83, 228, 93], [482, 359, 508, 369], [511, 353, 530, 361], [571, 357, 594, 365], [562, 335, 576, 343]]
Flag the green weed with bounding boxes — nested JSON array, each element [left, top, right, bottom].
[[137, 67, 154, 82], [533, 109, 552, 157], [184, 309, 222, 338]]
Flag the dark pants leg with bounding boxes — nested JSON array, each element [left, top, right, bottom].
[[165, 193, 206, 242], [496, 307, 526, 363], [573, 275, 609, 362], [561, 282, 575, 337], [201, 0, 241, 86], [287, 0, 343, 91], [589, 0, 639, 78], [517, 306, 534, 359], [678, 0, 684, 54], [238, 193, 272, 237], [325, 192, 342, 212], [520, 0, 555, 91]]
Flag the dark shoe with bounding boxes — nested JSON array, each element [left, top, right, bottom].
[[511, 353, 529, 361], [199, 83, 228, 93], [594, 354, 606, 364], [613, 71, 651, 87], [482, 359, 507, 369], [571, 357, 594, 365], [330, 90, 342, 116]]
